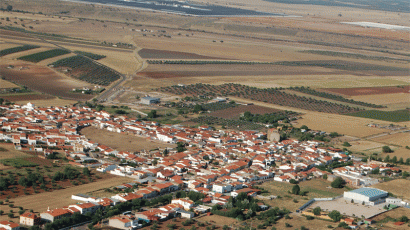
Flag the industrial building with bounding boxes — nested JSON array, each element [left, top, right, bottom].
[[343, 188, 388, 205], [141, 96, 160, 105]]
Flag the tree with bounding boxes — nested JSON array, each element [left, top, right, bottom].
[[391, 156, 397, 164], [147, 110, 157, 118], [382, 146, 393, 153], [300, 125, 309, 130], [328, 210, 342, 222], [323, 174, 328, 180], [163, 149, 169, 157], [193, 104, 203, 113], [384, 155, 390, 162], [6, 5, 12, 11], [83, 167, 91, 176], [313, 206, 321, 216], [338, 222, 349, 228], [152, 158, 158, 166], [331, 177, 345, 188], [289, 179, 297, 184], [177, 142, 186, 152], [222, 225, 229, 230], [291, 184, 300, 195], [342, 142, 351, 147], [399, 216, 409, 223]]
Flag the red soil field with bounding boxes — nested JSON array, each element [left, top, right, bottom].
[[138, 48, 224, 60], [0, 94, 55, 101], [209, 105, 280, 119], [0, 63, 94, 101], [321, 86, 410, 96]]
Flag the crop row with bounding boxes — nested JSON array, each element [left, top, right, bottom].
[[147, 60, 274, 65], [51, 55, 120, 86], [201, 102, 238, 111], [74, 51, 106, 60], [190, 116, 264, 131], [18, 49, 70, 63], [159, 83, 365, 114], [0, 45, 40, 57], [289, 86, 386, 108]]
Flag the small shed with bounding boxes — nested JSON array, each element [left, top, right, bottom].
[[141, 97, 160, 105]]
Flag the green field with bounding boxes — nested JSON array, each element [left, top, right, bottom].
[[348, 110, 410, 122], [0, 45, 40, 57], [18, 49, 70, 63], [0, 158, 38, 167]]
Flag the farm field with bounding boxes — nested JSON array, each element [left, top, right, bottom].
[[208, 105, 281, 119], [15, 98, 77, 107], [0, 79, 19, 89], [0, 175, 134, 222], [322, 86, 410, 96], [0, 61, 94, 101], [17, 49, 71, 63], [0, 93, 55, 102], [159, 83, 364, 114], [138, 48, 223, 60], [196, 215, 238, 227], [80, 126, 176, 152], [350, 93, 410, 109], [372, 179, 410, 200], [51, 55, 122, 86], [0, 44, 40, 57], [372, 132, 410, 147], [348, 110, 410, 122]]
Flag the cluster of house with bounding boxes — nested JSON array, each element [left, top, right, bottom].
[[0, 103, 402, 229]]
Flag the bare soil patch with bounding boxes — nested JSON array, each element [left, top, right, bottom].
[[208, 105, 280, 119], [196, 215, 238, 227], [322, 86, 410, 96], [0, 143, 32, 159], [0, 61, 94, 101], [138, 48, 223, 60], [80, 126, 175, 152]]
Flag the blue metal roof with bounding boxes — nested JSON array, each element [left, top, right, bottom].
[[350, 188, 387, 198]]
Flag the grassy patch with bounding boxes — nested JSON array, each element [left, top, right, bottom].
[[18, 49, 70, 63], [0, 158, 39, 167], [348, 110, 410, 122]]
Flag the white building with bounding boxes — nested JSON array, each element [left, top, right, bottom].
[[212, 183, 232, 193], [344, 188, 388, 205]]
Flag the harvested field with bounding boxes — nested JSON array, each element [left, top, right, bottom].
[[378, 147, 410, 160], [0, 93, 55, 102], [343, 140, 386, 152], [372, 179, 410, 200], [16, 98, 76, 107], [138, 48, 222, 60], [5, 175, 133, 214], [372, 132, 410, 147], [0, 61, 94, 101], [80, 126, 175, 152], [208, 105, 280, 119], [0, 79, 18, 89], [322, 86, 410, 96], [351, 93, 410, 107]]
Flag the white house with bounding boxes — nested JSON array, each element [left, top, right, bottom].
[[171, 198, 195, 211], [212, 183, 232, 193]]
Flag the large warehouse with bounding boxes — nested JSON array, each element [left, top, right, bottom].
[[344, 188, 388, 205]]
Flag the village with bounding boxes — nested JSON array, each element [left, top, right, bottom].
[[0, 102, 409, 230]]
